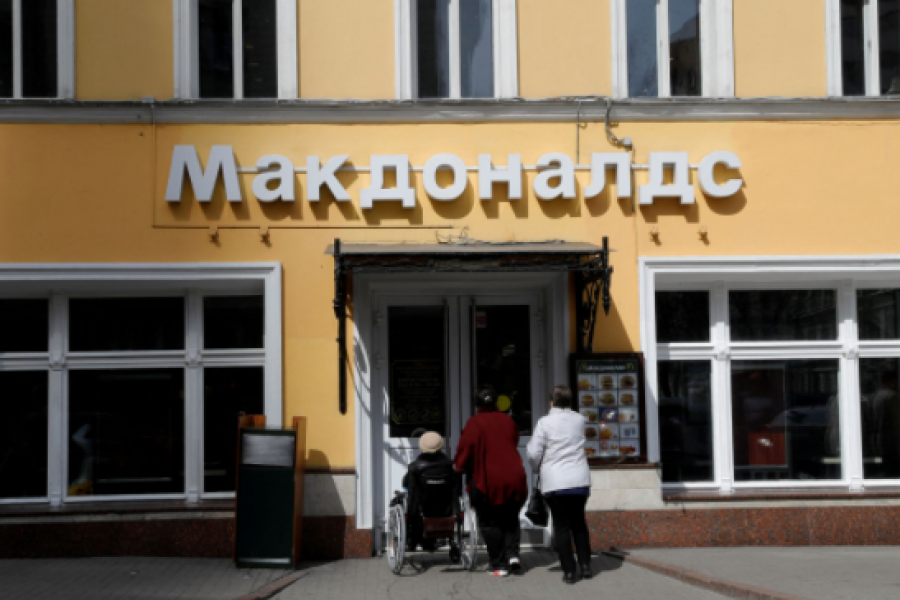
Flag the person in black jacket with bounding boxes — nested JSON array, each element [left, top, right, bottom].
[[403, 431, 461, 556]]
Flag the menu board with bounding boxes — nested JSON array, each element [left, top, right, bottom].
[[573, 355, 643, 461], [390, 359, 445, 429]]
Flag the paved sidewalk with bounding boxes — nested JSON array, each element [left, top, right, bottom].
[[631, 547, 900, 600], [0, 557, 295, 600], [271, 551, 726, 600]]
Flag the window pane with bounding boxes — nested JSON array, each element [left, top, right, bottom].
[[841, 0, 866, 96], [627, 0, 658, 97], [68, 369, 185, 497], [0, 371, 48, 499], [388, 306, 447, 438], [0, 0, 12, 98], [416, 0, 450, 98], [669, 0, 701, 97], [199, 0, 234, 99], [0, 299, 48, 353], [731, 360, 841, 482], [204, 367, 264, 492], [474, 305, 533, 436], [659, 361, 713, 483], [242, 0, 278, 98], [21, 0, 57, 98], [655, 291, 710, 343], [729, 290, 837, 342], [858, 289, 900, 340], [460, 0, 493, 98], [859, 358, 900, 479], [204, 296, 264, 349], [69, 298, 185, 351], [880, 0, 900, 95]]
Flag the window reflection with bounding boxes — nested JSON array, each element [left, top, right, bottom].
[[199, 0, 234, 98], [627, 0, 658, 98], [859, 358, 900, 479], [656, 291, 710, 343], [242, 0, 278, 98], [858, 289, 900, 340], [731, 360, 841, 482], [68, 369, 185, 497], [729, 290, 837, 342], [0, 299, 48, 353], [0, 371, 48, 499], [474, 305, 533, 436], [881, 0, 900, 95], [659, 361, 713, 483], [0, 0, 12, 98], [460, 0, 493, 98], [669, 0, 701, 97], [841, 0, 866, 96], [417, 0, 451, 98], [21, 0, 57, 98]]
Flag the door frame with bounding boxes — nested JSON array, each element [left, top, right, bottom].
[[353, 272, 570, 542]]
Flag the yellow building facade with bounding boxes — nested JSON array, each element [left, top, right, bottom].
[[3, 0, 900, 559]]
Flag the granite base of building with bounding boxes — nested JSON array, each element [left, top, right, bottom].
[[0, 516, 373, 560], [587, 506, 900, 549]]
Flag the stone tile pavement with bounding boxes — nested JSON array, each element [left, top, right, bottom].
[[271, 550, 727, 600], [0, 551, 724, 600], [0, 556, 293, 600]]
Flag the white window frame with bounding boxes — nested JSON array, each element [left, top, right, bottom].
[[641, 255, 900, 495], [5, 0, 74, 99], [173, 0, 298, 100], [395, 0, 518, 100], [825, 0, 891, 97], [610, 0, 733, 99], [0, 263, 282, 507]]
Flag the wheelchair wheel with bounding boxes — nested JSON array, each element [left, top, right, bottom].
[[386, 504, 406, 574], [460, 505, 479, 571]]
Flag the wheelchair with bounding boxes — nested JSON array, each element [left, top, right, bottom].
[[385, 489, 480, 574]]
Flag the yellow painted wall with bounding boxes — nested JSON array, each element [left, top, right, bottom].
[[733, 0, 826, 98], [517, 0, 612, 98], [6, 119, 900, 465], [298, 0, 394, 99], [75, 0, 174, 100]]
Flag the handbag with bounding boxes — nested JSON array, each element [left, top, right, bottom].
[[524, 475, 549, 527]]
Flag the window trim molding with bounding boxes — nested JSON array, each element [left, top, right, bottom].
[[172, 0, 298, 100], [826, 0, 890, 97], [610, 0, 734, 99], [394, 0, 518, 100], [0, 262, 282, 506], [642, 255, 900, 495]]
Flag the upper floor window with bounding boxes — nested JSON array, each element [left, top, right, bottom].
[[0, 0, 74, 99], [174, 0, 297, 99], [396, 0, 518, 99], [611, 0, 733, 98], [829, 0, 900, 96]]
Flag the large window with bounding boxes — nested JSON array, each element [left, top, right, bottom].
[[0, 0, 74, 99], [652, 277, 900, 491], [612, 0, 734, 98], [0, 283, 272, 505], [174, 0, 297, 99], [830, 0, 900, 96], [396, 0, 518, 99]]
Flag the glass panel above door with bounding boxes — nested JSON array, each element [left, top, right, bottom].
[[473, 305, 533, 436], [388, 306, 447, 438]]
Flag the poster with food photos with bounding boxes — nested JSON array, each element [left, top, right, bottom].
[[573, 354, 643, 460]]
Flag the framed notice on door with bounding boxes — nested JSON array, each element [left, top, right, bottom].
[[569, 353, 646, 465]]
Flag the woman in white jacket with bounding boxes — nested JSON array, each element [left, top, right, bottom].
[[526, 385, 592, 584]]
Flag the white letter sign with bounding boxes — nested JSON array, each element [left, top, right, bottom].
[[165, 145, 241, 203]]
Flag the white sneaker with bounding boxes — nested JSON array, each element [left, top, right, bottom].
[[488, 569, 510, 577], [509, 557, 522, 572]]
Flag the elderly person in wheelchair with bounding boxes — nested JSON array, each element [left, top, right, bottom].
[[386, 431, 479, 574]]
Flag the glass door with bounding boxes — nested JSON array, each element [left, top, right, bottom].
[[376, 292, 549, 546]]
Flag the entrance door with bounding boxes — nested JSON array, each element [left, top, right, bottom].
[[376, 292, 549, 547]]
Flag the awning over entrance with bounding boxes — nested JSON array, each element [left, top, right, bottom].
[[327, 237, 614, 414]]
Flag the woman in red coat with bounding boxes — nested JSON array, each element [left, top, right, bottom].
[[454, 385, 528, 577]]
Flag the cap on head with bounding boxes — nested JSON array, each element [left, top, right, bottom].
[[419, 431, 443, 453]]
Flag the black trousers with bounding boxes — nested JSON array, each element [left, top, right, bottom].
[[545, 494, 591, 574], [474, 499, 523, 570]]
